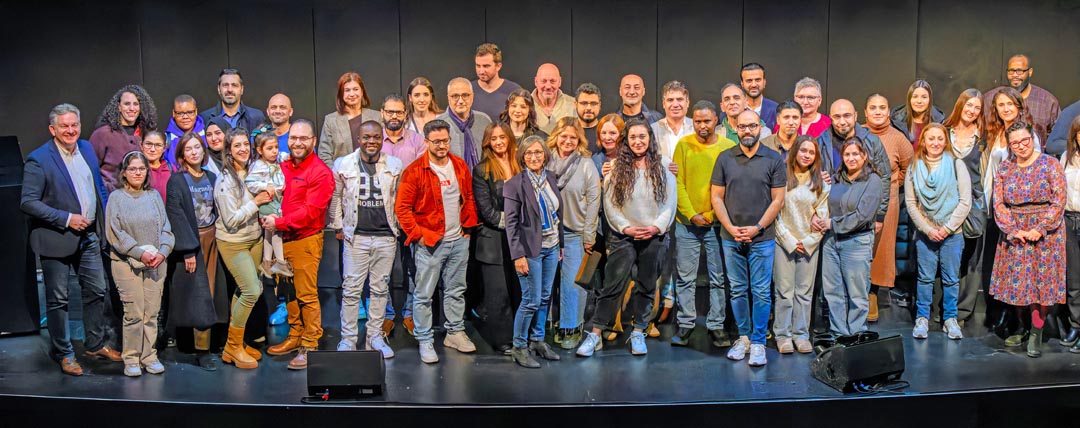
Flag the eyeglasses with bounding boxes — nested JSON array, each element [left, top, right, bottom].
[[577, 101, 600, 108], [1006, 68, 1032, 75], [449, 94, 472, 101], [795, 95, 821, 102], [125, 167, 148, 173], [1008, 136, 1033, 147], [142, 142, 165, 149], [174, 110, 197, 118], [383, 109, 406, 117], [288, 136, 315, 143], [427, 138, 450, 146], [736, 123, 761, 131], [523, 150, 546, 159]]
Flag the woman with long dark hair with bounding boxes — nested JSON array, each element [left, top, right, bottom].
[[405, 77, 443, 134], [90, 84, 157, 193], [890, 80, 945, 146], [577, 119, 676, 357], [213, 128, 273, 368], [471, 122, 520, 354], [1060, 115, 1080, 353], [500, 88, 547, 141]]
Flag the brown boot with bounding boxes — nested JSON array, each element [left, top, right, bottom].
[[244, 344, 263, 361], [267, 336, 300, 356], [868, 292, 879, 322], [222, 326, 258, 369], [288, 347, 310, 370]]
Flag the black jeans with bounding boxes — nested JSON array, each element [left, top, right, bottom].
[[591, 231, 666, 331], [41, 232, 110, 360], [956, 236, 984, 322], [1064, 213, 1080, 329]]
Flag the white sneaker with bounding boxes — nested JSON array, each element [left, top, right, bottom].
[[336, 339, 355, 351], [368, 335, 395, 359], [418, 342, 439, 364], [124, 364, 142, 377], [943, 318, 963, 340], [628, 330, 647, 355], [144, 360, 165, 374], [727, 336, 750, 361], [748, 344, 767, 366], [443, 331, 477, 353], [913, 317, 929, 339], [576, 332, 603, 357]]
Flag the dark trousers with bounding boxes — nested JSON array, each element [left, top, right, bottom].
[[478, 261, 516, 347], [1064, 213, 1080, 329], [591, 231, 666, 331], [956, 236, 984, 322], [41, 231, 110, 360]]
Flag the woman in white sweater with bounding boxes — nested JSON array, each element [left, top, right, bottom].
[[773, 135, 829, 354], [905, 123, 972, 340], [576, 119, 676, 358]]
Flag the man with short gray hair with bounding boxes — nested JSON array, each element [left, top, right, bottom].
[[436, 77, 492, 169]]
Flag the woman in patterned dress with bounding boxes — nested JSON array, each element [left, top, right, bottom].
[[990, 122, 1066, 358]]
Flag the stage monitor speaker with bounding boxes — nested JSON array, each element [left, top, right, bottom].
[[0, 136, 37, 335], [307, 350, 385, 399], [811, 334, 904, 393]]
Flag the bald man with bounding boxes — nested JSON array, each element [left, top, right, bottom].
[[435, 77, 491, 169], [815, 99, 891, 231], [267, 93, 294, 153], [618, 74, 663, 124], [986, 54, 1060, 148], [532, 63, 577, 133]]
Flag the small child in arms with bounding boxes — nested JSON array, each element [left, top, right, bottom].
[[245, 132, 292, 277]]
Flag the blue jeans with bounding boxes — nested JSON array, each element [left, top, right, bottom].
[[41, 232, 110, 360], [559, 231, 588, 329], [385, 234, 414, 319], [821, 231, 874, 336], [674, 223, 726, 330], [721, 239, 774, 344], [916, 232, 963, 320], [514, 245, 560, 348], [411, 237, 469, 344]]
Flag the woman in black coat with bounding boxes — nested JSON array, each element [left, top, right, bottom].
[[165, 132, 230, 370], [472, 123, 521, 354]]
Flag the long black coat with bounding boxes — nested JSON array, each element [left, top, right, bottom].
[[165, 169, 228, 329], [472, 160, 512, 265]]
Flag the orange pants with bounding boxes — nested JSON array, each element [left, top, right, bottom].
[[283, 233, 324, 348]]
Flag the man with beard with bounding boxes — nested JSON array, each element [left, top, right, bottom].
[[471, 43, 522, 121], [652, 81, 694, 160], [741, 63, 778, 131], [263, 119, 334, 370], [330, 120, 402, 358], [164, 94, 205, 166], [378, 94, 425, 335], [199, 68, 267, 133], [266, 94, 293, 153], [760, 101, 802, 157], [671, 101, 735, 347], [710, 109, 785, 367], [575, 83, 602, 153], [718, 83, 772, 143], [617, 74, 663, 124], [984, 54, 1059, 145], [816, 99, 891, 235], [532, 63, 577, 133]]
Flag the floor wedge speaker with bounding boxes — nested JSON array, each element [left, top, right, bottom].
[[307, 350, 385, 399], [811, 334, 904, 393]]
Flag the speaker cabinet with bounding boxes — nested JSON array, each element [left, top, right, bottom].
[[811, 334, 905, 393], [307, 350, 386, 399]]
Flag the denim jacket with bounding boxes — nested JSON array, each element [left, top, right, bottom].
[[330, 149, 403, 242]]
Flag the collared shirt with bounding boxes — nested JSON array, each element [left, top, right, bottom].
[[532, 90, 577, 134], [56, 141, 97, 224], [720, 118, 773, 144], [651, 117, 694, 160], [984, 84, 1060, 142], [710, 144, 786, 242], [382, 128, 426, 168], [275, 154, 334, 241]]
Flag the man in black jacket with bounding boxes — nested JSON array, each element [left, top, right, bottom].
[[199, 68, 267, 133]]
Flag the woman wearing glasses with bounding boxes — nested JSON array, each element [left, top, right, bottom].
[[990, 122, 1066, 358]]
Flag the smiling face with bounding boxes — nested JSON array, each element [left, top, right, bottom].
[[288, 122, 315, 161], [600, 121, 620, 153], [865, 95, 890, 128], [182, 138, 205, 167], [794, 87, 822, 117], [410, 85, 432, 113], [205, 124, 225, 152], [217, 74, 243, 106], [1008, 127, 1035, 161], [740, 69, 766, 99], [662, 90, 688, 120], [49, 112, 81, 146], [995, 93, 1019, 124], [267, 94, 292, 126], [721, 86, 746, 119], [343, 80, 363, 109], [830, 100, 857, 138], [795, 139, 817, 170], [522, 140, 547, 173], [620, 75, 644, 107], [961, 96, 982, 125], [122, 156, 147, 189], [229, 135, 251, 166], [140, 134, 165, 163], [626, 124, 650, 156], [508, 96, 530, 125], [425, 128, 451, 161], [447, 80, 473, 118], [534, 65, 562, 103], [119, 92, 140, 126], [910, 87, 930, 115], [489, 126, 509, 156], [922, 126, 947, 158], [556, 126, 579, 156], [842, 143, 866, 173], [359, 123, 383, 158]]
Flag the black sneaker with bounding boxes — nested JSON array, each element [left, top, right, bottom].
[[195, 352, 218, 371], [671, 327, 692, 346], [709, 329, 731, 348]]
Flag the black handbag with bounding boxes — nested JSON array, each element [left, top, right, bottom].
[[962, 192, 987, 239]]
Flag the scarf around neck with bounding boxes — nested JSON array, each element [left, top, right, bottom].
[[549, 151, 582, 190], [448, 111, 479, 169], [527, 169, 558, 235], [912, 152, 960, 225]]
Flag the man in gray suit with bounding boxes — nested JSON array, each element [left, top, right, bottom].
[[436, 77, 491, 170]]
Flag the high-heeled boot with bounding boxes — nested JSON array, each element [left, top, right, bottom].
[[222, 326, 258, 369]]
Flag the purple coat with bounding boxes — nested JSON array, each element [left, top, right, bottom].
[[89, 125, 142, 193]]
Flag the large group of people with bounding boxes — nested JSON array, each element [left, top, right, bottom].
[[20, 43, 1079, 377]]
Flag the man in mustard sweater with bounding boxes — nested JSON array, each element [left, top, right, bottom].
[[671, 101, 735, 347]]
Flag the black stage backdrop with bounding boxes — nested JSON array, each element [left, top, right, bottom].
[[3, 0, 1080, 157]]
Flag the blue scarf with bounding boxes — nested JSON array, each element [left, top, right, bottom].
[[527, 169, 557, 234], [448, 111, 479, 169], [912, 153, 960, 225]]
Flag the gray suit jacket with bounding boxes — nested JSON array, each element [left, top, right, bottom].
[[435, 110, 491, 163], [317, 109, 381, 166]]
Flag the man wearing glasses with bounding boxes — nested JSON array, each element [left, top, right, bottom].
[[985, 54, 1061, 149], [575, 83, 603, 154], [164, 94, 205, 166], [199, 68, 267, 133], [435, 77, 491, 170], [395, 119, 480, 364], [718, 83, 772, 143]]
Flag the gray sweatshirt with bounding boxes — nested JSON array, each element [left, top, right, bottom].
[[106, 188, 175, 268]]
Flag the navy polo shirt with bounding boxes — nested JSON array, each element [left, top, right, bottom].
[[710, 143, 787, 242]]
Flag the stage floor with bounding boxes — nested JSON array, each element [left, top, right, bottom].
[[3, 288, 1080, 407]]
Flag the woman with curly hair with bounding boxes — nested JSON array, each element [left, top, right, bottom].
[[90, 84, 158, 193], [576, 119, 676, 358]]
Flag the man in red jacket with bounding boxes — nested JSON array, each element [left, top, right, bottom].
[[263, 118, 334, 370], [395, 119, 479, 364]]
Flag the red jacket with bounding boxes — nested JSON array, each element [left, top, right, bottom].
[[275, 153, 334, 241], [395, 153, 478, 246]]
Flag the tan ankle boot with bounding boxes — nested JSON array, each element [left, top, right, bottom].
[[222, 326, 258, 369], [244, 344, 262, 361], [868, 293, 879, 322]]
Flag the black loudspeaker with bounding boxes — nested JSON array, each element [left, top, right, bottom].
[[0, 136, 38, 335], [307, 350, 386, 399], [811, 334, 905, 393]]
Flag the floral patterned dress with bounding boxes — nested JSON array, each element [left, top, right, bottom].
[[990, 154, 1066, 306]]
